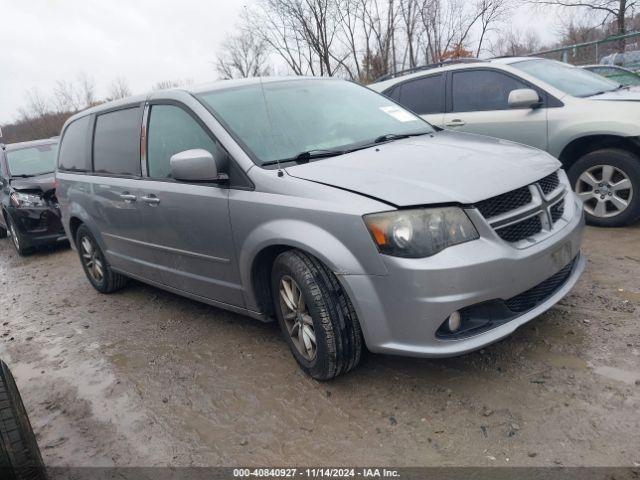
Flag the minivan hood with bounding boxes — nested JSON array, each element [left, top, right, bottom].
[[588, 87, 640, 101], [286, 131, 560, 207], [10, 172, 56, 194]]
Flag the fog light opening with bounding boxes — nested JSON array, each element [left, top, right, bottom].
[[447, 311, 462, 333]]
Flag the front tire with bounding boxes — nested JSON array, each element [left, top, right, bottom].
[[0, 360, 47, 480], [271, 250, 363, 380], [75, 225, 128, 293], [7, 218, 29, 256], [0, 218, 7, 239], [568, 148, 640, 227]]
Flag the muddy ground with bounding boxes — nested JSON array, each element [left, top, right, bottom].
[[0, 225, 639, 468]]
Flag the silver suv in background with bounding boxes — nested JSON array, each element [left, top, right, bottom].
[[370, 57, 640, 227], [56, 78, 584, 379]]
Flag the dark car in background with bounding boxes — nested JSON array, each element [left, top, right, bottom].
[[582, 65, 640, 87], [0, 138, 67, 255]]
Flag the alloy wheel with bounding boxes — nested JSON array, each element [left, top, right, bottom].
[[80, 235, 104, 284], [575, 164, 633, 218], [279, 275, 317, 361]]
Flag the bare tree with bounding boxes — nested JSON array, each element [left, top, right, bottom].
[[526, 0, 636, 39], [475, 0, 512, 57], [152, 78, 194, 91], [216, 28, 270, 79], [76, 73, 96, 108], [398, 0, 422, 68], [18, 88, 51, 120], [491, 28, 542, 56], [108, 77, 132, 100], [53, 80, 81, 113]]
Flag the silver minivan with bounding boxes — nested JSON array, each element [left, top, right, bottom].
[[56, 78, 585, 379]]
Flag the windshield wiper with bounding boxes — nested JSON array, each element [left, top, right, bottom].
[[373, 131, 430, 144], [262, 149, 346, 167]]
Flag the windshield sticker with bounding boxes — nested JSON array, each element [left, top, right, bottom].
[[380, 105, 418, 122]]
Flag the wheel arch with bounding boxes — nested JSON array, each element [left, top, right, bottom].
[[240, 219, 386, 317], [68, 216, 84, 248], [64, 202, 107, 252], [558, 135, 640, 171]]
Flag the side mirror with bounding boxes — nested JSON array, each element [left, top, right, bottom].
[[508, 88, 541, 109], [169, 149, 227, 182]]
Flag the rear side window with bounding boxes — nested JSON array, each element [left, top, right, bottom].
[[58, 116, 91, 171], [146, 104, 220, 179], [396, 75, 443, 114], [452, 70, 529, 112], [93, 107, 142, 176]]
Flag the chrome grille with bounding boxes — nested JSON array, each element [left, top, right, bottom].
[[475, 170, 567, 246]]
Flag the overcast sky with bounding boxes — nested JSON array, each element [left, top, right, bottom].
[[0, 0, 557, 125]]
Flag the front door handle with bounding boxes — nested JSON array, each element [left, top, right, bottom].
[[445, 119, 466, 127], [119, 193, 137, 203], [141, 195, 160, 205]]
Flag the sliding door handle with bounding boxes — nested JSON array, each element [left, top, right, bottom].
[[119, 193, 137, 203]]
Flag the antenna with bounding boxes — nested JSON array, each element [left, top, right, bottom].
[[258, 77, 283, 177]]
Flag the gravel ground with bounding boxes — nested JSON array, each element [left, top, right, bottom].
[[0, 225, 639, 467]]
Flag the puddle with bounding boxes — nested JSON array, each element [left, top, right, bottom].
[[592, 365, 639, 385]]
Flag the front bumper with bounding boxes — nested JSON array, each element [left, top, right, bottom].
[[340, 193, 585, 357], [7, 206, 68, 248]]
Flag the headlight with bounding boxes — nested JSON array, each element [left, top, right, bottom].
[[363, 207, 479, 258], [10, 192, 46, 208]]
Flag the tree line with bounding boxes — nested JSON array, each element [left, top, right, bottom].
[[216, 0, 638, 79], [3, 0, 637, 144], [1, 76, 192, 144]]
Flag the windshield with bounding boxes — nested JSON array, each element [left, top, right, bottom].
[[197, 79, 433, 166], [513, 59, 621, 97], [6, 143, 58, 177]]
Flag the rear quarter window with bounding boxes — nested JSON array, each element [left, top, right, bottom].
[[93, 107, 142, 176], [58, 116, 92, 172]]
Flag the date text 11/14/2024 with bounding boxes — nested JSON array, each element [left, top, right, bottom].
[[232, 468, 401, 478]]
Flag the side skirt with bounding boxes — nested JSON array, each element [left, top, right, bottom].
[[111, 267, 270, 323]]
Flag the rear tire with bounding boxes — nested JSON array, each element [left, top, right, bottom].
[[568, 148, 640, 227], [271, 250, 363, 380], [0, 360, 47, 480], [76, 225, 128, 293]]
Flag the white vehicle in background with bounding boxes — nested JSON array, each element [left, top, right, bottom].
[[370, 57, 640, 227]]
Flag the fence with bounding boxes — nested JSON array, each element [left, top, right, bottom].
[[529, 31, 640, 69]]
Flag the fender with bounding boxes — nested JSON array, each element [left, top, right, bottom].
[[238, 218, 388, 312]]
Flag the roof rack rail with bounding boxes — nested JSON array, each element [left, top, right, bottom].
[[373, 58, 487, 83]]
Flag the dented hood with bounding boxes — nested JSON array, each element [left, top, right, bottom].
[[285, 130, 560, 207], [11, 172, 56, 194]]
